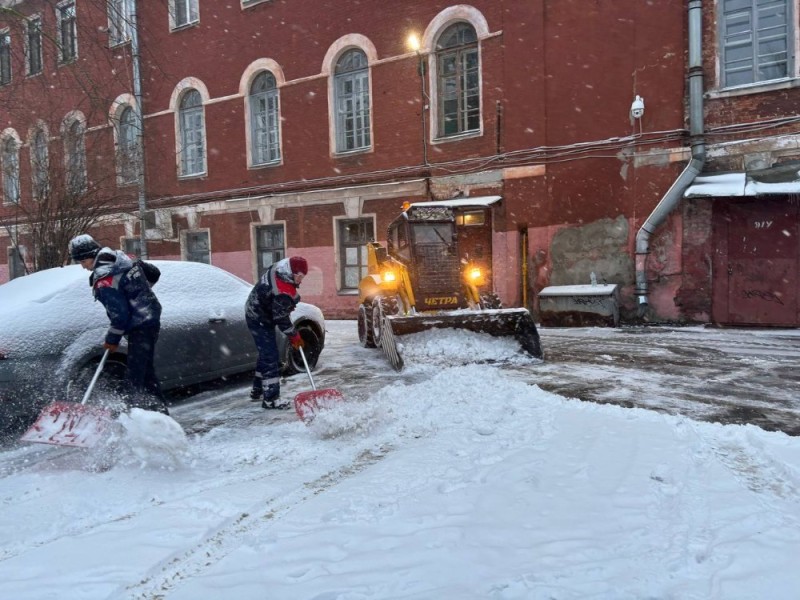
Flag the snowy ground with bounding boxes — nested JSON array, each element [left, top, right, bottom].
[[1, 321, 799, 599]]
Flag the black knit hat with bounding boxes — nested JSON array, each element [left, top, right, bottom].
[[69, 234, 101, 262]]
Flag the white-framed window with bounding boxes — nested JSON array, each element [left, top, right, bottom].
[[178, 89, 206, 176], [1, 136, 20, 204], [0, 31, 11, 86], [255, 224, 285, 279], [117, 105, 138, 184], [184, 230, 210, 263], [108, 0, 132, 46], [30, 128, 49, 199], [170, 0, 199, 30], [64, 118, 87, 195], [720, 0, 793, 88], [26, 16, 43, 76], [334, 49, 371, 153], [435, 22, 480, 138], [57, 1, 78, 63], [122, 236, 141, 257], [338, 217, 374, 291], [249, 71, 281, 166]]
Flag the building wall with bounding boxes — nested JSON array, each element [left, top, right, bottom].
[[4, 1, 798, 325]]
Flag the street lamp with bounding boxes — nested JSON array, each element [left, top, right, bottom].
[[130, 0, 149, 259], [407, 33, 428, 166]]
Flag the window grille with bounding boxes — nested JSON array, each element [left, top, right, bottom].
[[179, 90, 205, 176], [58, 2, 77, 63], [255, 224, 285, 279], [721, 0, 791, 87], [338, 218, 374, 290], [185, 231, 210, 263], [334, 50, 371, 153], [436, 23, 480, 137], [250, 72, 281, 165]]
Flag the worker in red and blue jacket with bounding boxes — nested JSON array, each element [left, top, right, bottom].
[[69, 234, 167, 415], [245, 256, 307, 409]]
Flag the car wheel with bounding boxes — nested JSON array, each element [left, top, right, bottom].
[[285, 323, 322, 375], [67, 354, 128, 405]]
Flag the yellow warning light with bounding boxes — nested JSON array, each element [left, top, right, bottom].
[[402, 201, 411, 211]]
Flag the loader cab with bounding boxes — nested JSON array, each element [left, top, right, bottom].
[[386, 206, 463, 310]]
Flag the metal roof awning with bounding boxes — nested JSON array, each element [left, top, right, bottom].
[[684, 164, 800, 198], [409, 196, 502, 208]]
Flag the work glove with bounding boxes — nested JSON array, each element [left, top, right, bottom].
[[103, 342, 119, 353], [288, 332, 304, 349]]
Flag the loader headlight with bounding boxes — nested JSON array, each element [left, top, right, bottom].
[[468, 267, 482, 281], [382, 270, 397, 283]]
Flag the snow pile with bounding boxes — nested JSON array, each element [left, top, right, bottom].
[[113, 409, 190, 470], [306, 393, 385, 439], [399, 327, 534, 367]]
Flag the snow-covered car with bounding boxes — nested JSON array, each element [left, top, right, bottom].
[[0, 260, 326, 430]]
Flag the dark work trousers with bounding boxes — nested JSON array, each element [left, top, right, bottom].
[[126, 325, 166, 412], [246, 316, 280, 394]]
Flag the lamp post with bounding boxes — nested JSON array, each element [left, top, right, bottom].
[[130, 0, 148, 259], [407, 33, 429, 167]]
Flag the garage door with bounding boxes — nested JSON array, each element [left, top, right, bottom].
[[724, 199, 798, 326]]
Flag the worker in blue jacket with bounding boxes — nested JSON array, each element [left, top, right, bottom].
[[69, 234, 167, 414], [245, 256, 307, 409]]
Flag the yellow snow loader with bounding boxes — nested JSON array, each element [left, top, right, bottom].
[[357, 200, 543, 370]]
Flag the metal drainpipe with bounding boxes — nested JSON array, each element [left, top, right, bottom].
[[634, 0, 705, 311], [130, 1, 148, 259]]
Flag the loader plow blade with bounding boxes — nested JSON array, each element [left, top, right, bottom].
[[21, 402, 114, 449], [381, 308, 543, 370]]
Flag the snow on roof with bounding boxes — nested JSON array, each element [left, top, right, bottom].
[[684, 171, 800, 198], [408, 195, 502, 209]]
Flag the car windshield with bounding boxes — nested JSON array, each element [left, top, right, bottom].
[[412, 223, 453, 245]]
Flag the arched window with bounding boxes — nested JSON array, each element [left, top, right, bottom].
[[436, 22, 480, 137], [65, 119, 87, 194], [249, 71, 281, 165], [31, 128, 49, 199], [334, 49, 371, 153], [178, 89, 205, 176], [118, 106, 137, 183], [1, 137, 19, 204]]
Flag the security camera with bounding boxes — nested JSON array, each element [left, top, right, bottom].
[[630, 95, 645, 120]]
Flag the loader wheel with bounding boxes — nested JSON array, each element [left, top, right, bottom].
[[371, 297, 386, 346], [358, 304, 376, 348], [371, 295, 399, 347]]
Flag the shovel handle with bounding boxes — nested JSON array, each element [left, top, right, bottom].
[[82, 349, 110, 405], [298, 346, 316, 391]]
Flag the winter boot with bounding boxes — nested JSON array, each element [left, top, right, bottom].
[[250, 376, 264, 401], [261, 384, 281, 409]]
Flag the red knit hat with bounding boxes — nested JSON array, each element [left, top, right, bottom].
[[289, 256, 308, 275]]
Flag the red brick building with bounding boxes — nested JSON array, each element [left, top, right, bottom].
[[1, 0, 799, 325]]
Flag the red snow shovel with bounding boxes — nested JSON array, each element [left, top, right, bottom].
[[293, 346, 343, 424], [21, 349, 115, 448]]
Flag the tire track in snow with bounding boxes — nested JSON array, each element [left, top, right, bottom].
[[708, 431, 800, 527], [118, 447, 390, 600]]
